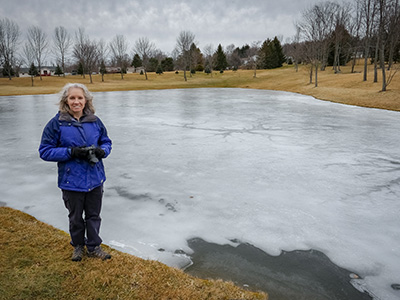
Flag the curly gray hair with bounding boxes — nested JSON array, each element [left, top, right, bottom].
[[58, 83, 95, 115]]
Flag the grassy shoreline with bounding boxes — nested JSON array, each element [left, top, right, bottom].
[[1, 64, 399, 111], [0, 206, 267, 299]]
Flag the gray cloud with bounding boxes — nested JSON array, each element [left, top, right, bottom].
[[1, 0, 331, 56]]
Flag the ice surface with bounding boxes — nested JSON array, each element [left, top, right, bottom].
[[1, 88, 399, 299]]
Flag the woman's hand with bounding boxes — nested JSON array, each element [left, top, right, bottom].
[[94, 147, 105, 159], [70, 147, 89, 159]]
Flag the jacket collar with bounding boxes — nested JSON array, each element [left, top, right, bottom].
[[58, 111, 97, 123]]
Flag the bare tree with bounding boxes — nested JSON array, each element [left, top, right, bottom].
[[249, 41, 261, 78], [203, 44, 215, 76], [73, 28, 99, 84], [386, 0, 400, 70], [188, 42, 200, 76], [97, 39, 109, 82], [377, 0, 390, 91], [285, 27, 302, 72], [175, 31, 195, 81], [384, 0, 400, 88], [0, 18, 21, 80], [225, 44, 236, 69], [297, 2, 339, 87], [332, 3, 352, 73], [22, 42, 36, 86], [109, 34, 128, 79], [347, 1, 363, 73], [134, 37, 155, 80], [53, 26, 72, 77], [73, 28, 87, 78], [26, 25, 48, 80], [358, 0, 379, 81]]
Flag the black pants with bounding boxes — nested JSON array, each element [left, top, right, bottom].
[[62, 185, 103, 252]]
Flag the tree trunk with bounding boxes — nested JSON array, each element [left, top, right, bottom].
[[315, 62, 318, 87], [387, 0, 399, 71], [62, 60, 66, 78], [39, 65, 42, 81], [363, 45, 369, 81], [379, 0, 387, 91], [351, 49, 357, 73], [373, 38, 379, 83], [334, 43, 340, 73], [380, 44, 387, 91], [387, 41, 394, 70]]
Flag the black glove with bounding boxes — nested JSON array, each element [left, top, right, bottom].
[[70, 147, 89, 159], [94, 147, 105, 159]]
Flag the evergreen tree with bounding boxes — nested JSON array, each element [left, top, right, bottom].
[[99, 60, 107, 82], [236, 44, 250, 58], [161, 57, 174, 71], [156, 64, 163, 75], [148, 57, 159, 72], [28, 63, 38, 86], [214, 44, 228, 72], [77, 62, 84, 76], [272, 37, 285, 67], [2, 61, 15, 77], [327, 41, 348, 67], [28, 63, 38, 76], [259, 39, 273, 69], [259, 37, 285, 69], [55, 64, 63, 76], [327, 27, 351, 68], [195, 64, 204, 72], [132, 54, 142, 68]]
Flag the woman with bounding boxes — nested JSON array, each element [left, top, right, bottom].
[[39, 83, 112, 261]]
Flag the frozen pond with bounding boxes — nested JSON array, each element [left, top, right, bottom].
[[1, 88, 399, 299]]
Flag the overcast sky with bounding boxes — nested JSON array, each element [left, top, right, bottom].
[[2, 0, 330, 56]]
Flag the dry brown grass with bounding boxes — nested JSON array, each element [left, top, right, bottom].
[[1, 62, 399, 111], [0, 206, 267, 300]]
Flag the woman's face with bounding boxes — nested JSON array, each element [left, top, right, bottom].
[[67, 87, 86, 118]]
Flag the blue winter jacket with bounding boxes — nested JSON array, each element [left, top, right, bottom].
[[39, 112, 112, 192]]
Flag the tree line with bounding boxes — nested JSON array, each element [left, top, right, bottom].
[[285, 0, 400, 91], [1, 0, 399, 89], [0, 17, 285, 85]]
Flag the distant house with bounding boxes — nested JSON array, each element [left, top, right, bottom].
[[126, 67, 136, 73], [135, 67, 145, 74], [103, 66, 138, 74], [105, 66, 121, 74], [18, 66, 57, 77], [40, 66, 56, 76], [18, 68, 30, 77]]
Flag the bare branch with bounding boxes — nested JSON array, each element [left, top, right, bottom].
[[109, 34, 128, 79], [0, 18, 21, 79], [53, 26, 72, 77], [134, 36, 156, 80], [27, 25, 48, 80]]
